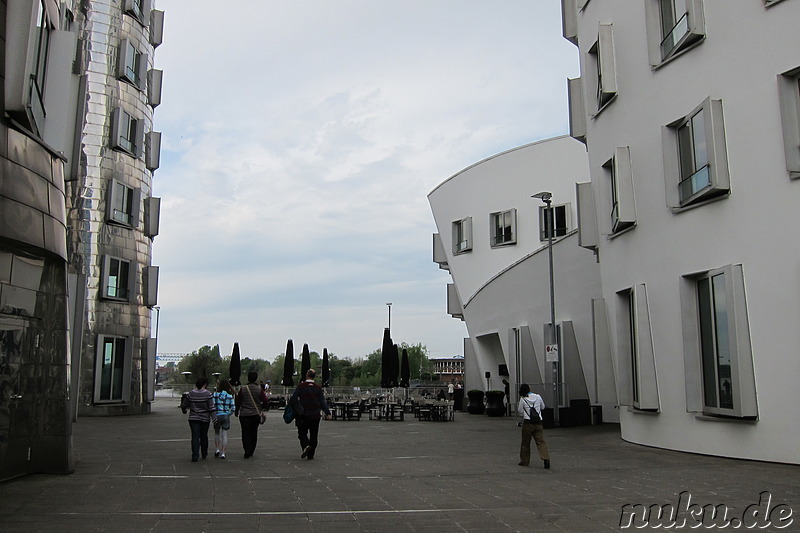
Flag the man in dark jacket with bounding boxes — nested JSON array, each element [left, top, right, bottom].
[[289, 369, 331, 460]]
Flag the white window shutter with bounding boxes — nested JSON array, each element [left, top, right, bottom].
[[147, 69, 163, 107], [134, 119, 145, 158], [144, 197, 161, 237], [145, 131, 161, 170], [149, 10, 164, 47], [568, 77, 586, 144], [598, 23, 617, 99], [613, 146, 636, 229]]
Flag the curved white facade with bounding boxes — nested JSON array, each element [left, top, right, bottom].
[[564, 0, 800, 463], [429, 137, 617, 423]]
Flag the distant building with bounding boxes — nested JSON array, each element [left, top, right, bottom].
[[430, 355, 464, 382]]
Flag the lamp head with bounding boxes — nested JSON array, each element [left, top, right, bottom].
[[532, 191, 552, 202]]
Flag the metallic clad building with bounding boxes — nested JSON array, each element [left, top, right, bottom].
[[69, 0, 163, 417], [0, 0, 163, 480]]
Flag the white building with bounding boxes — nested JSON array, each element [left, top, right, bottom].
[[562, 0, 800, 463], [428, 137, 617, 424]]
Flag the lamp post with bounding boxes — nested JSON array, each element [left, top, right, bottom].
[[386, 302, 392, 331], [532, 191, 560, 428]]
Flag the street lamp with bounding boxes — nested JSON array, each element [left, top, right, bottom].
[[532, 191, 560, 428], [386, 302, 392, 331]]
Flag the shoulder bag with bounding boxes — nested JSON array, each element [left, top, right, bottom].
[[244, 384, 267, 424]]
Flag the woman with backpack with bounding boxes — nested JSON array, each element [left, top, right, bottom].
[[517, 383, 550, 469]]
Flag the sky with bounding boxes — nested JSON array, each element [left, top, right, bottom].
[[151, 0, 579, 362]]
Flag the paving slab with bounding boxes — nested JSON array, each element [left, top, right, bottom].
[[0, 397, 798, 532]]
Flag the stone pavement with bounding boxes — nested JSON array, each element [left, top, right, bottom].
[[1, 397, 798, 532]]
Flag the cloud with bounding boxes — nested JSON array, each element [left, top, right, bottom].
[[151, 0, 577, 361]]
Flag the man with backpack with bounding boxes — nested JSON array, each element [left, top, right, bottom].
[[517, 383, 551, 469]]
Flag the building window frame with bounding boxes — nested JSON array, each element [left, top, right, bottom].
[[603, 146, 636, 235], [680, 264, 758, 419], [124, 0, 151, 26], [452, 216, 473, 255], [587, 23, 618, 113], [118, 38, 147, 90], [538, 204, 569, 242], [662, 97, 730, 211], [111, 107, 144, 158], [94, 335, 132, 403], [101, 255, 135, 302], [107, 179, 141, 227], [616, 284, 659, 411], [644, 0, 705, 67], [777, 66, 800, 179], [490, 209, 517, 247]]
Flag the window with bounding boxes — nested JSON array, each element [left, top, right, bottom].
[[124, 0, 151, 25], [101, 255, 134, 301], [616, 285, 659, 411], [777, 66, 800, 178], [603, 147, 636, 234], [662, 98, 729, 210], [118, 39, 147, 89], [111, 107, 144, 157], [490, 209, 517, 247], [644, 0, 705, 66], [539, 204, 568, 241], [107, 180, 140, 227], [588, 24, 617, 111], [451, 217, 472, 254], [681, 265, 757, 418], [95, 335, 132, 402]]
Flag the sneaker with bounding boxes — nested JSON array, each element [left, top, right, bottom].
[[220, 453, 225, 459], [518, 462, 528, 466], [301, 446, 310, 458], [544, 460, 551, 469], [214, 450, 220, 457]]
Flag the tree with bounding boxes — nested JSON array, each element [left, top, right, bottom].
[[176, 344, 225, 382]]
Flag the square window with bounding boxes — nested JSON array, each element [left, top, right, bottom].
[[645, 0, 705, 66], [539, 205, 568, 241], [490, 209, 517, 247], [451, 217, 472, 254], [111, 107, 144, 157], [102, 255, 133, 301], [107, 180, 140, 227], [662, 98, 729, 210]]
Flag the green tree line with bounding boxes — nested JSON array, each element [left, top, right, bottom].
[[170, 342, 436, 388]]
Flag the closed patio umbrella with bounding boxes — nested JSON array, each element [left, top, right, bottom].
[[300, 343, 311, 380], [229, 342, 241, 386], [380, 328, 392, 387], [282, 339, 294, 387], [322, 348, 330, 387], [400, 347, 410, 388], [390, 343, 400, 388]]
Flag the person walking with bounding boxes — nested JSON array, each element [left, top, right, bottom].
[[213, 379, 235, 459], [186, 377, 214, 462], [289, 369, 331, 460], [235, 371, 269, 459], [517, 383, 550, 469]]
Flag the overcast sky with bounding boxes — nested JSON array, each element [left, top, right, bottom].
[[151, 0, 579, 362]]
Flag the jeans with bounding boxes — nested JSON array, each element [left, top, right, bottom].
[[189, 420, 210, 460]]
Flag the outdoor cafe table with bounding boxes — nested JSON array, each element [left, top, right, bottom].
[[331, 401, 361, 420], [369, 402, 404, 421]]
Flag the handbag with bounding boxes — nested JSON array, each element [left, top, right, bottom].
[[283, 402, 295, 424], [244, 384, 267, 425]]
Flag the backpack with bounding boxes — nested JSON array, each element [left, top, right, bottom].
[[180, 392, 190, 414], [525, 396, 541, 423]]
